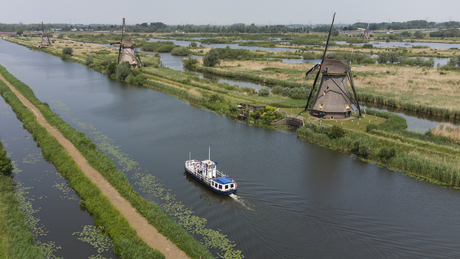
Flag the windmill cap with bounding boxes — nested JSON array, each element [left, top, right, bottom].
[[321, 59, 349, 75]]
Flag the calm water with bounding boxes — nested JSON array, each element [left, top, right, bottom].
[[2, 39, 460, 258], [334, 40, 460, 49], [0, 85, 116, 258]]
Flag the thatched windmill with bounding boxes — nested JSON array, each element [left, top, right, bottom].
[[41, 22, 51, 47], [110, 18, 142, 68], [363, 22, 371, 39], [303, 13, 361, 119]]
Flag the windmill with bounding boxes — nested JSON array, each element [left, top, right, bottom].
[[303, 13, 361, 119], [110, 18, 142, 68], [363, 22, 371, 39], [41, 22, 51, 47]]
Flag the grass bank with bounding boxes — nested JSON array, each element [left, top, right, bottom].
[[0, 141, 45, 259], [0, 65, 217, 259]]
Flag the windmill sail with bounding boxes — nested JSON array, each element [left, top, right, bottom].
[[304, 13, 361, 119], [41, 22, 51, 47]]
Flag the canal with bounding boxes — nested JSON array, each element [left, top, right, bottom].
[[1, 39, 460, 258]]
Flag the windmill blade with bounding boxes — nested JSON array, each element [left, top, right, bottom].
[[117, 18, 125, 64], [303, 12, 336, 111], [347, 71, 362, 116]]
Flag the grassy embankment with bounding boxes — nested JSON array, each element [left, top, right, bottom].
[[0, 65, 221, 259], [0, 141, 45, 259]]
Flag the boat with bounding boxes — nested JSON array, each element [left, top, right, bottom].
[[184, 148, 237, 194]]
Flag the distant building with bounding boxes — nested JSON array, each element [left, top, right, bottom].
[[0, 32, 16, 37]]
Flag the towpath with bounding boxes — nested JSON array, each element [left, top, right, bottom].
[[0, 74, 189, 259]]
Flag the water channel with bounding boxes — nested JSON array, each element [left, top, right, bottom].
[[0, 74, 116, 258], [2, 39, 460, 258]]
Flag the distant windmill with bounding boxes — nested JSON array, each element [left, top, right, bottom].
[[363, 22, 371, 39], [41, 22, 51, 47], [110, 18, 142, 68], [303, 13, 361, 119]]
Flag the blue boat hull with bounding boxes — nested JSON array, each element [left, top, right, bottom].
[[185, 167, 237, 195]]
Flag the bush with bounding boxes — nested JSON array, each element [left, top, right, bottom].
[[106, 62, 117, 76], [86, 55, 94, 66], [62, 47, 73, 55], [116, 62, 131, 81], [378, 147, 396, 161], [366, 124, 378, 132], [272, 86, 283, 95], [0, 142, 13, 176], [190, 42, 198, 48], [362, 43, 373, 49], [183, 57, 199, 70], [328, 125, 346, 139], [170, 47, 192, 56], [258, 87, 270, 97], [203, 48, 220, 67]]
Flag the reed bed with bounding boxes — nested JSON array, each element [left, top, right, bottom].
[[430, 123, 460, 143]]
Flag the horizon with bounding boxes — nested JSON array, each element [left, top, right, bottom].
[[2, 0, 459, 26]]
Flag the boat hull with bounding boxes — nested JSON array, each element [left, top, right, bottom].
[[185, 167, 237, 195]]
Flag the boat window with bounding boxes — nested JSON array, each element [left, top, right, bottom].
[[225, 185, 228, 189], [231, 184, 234, 188], [219, 185, 222, 189]]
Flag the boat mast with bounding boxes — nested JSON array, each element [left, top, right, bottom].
[[208, 146, 210, 161]]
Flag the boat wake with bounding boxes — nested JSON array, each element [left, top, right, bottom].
[[229, 194, 253, 211]]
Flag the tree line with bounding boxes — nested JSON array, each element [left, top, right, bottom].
[[1, 19, 459, 33]]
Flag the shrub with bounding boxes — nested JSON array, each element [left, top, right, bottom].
[[203, 48, 220, 67], [183, 57, 199, 70], [258, 87, 270, 97], [62, 47, 73, 55], [328, 125, 346, 139], [171, 47, 192, 56], [106, 62, 117, 76], [272, 86, 283, 95], [362, 43, 373, 49], [190, 42, 198, 48], [86, 55, 94, 66], [0, 142, 13, 176], [377, 147, 396, 161], [116, 62, 131, 81], [366, 124, 378, 132]]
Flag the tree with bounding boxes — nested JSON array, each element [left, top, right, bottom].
[[203, 48, 220, 67], [62, 47, 73, 55], [332, 30, 339, 37], [116, 62, 131, 81], [15, 29, 23, 36], [85, 55, 94, 66], [183, 57, 199, 70], [190, 42, 197, 48], [414, 31, 424, 39]]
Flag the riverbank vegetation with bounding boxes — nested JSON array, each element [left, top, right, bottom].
[[0, 141, 45, 258]]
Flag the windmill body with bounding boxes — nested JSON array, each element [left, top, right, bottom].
[[311, 60, 353, 119], [41, 22, 51, 47], [119, 40, 139, 68], [304, 13, 361, 118]]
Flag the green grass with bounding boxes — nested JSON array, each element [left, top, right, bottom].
[[0, 141, 45, 259]]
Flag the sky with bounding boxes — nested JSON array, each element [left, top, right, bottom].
[[3, 0, 460, 26]]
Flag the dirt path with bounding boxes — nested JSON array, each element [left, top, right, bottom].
[[0, 75, 189, 259]]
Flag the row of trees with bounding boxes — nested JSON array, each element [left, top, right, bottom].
[[2, 20, 459, 34]]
